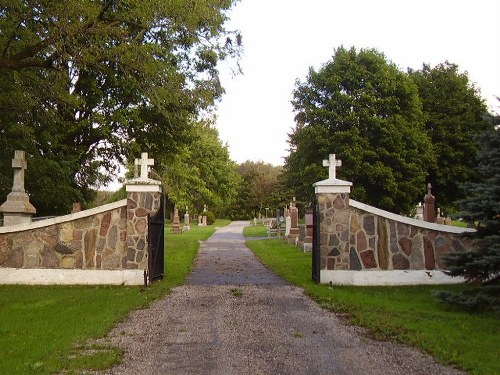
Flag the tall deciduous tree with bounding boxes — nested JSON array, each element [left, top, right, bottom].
[[0, 0, 241, 215], [284, 46, 433, 214], [409, 62, 491, 212], [161, 120, 239, 215]]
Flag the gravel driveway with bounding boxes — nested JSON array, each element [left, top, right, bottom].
[[97, 221, 464, 375]]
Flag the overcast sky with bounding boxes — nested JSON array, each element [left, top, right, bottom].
[[215, 0, 500, 166]]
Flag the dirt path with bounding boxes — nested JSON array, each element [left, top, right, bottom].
[[98, 221, 464, 374]]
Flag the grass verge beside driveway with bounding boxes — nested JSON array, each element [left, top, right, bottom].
[[246, 238, 499, 375], [0, 220, 228, 374]]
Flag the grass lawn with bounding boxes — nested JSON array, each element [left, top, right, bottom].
[[242, 223, 268, 237], [0, 220, 228, 374], [246, 238, 500, 375]]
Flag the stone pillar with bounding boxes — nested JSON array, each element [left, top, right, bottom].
[[125, 152, 162, 270], [0, 150, 36, 226], [288, 197, 299, 243], [314, 153, 353, 282], [423, 183, 435, 223]]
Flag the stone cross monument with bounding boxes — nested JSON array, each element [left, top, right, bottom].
[[135, 152, 155, 180], [0, 150, 37, 226], [323, 154, 342, 180]]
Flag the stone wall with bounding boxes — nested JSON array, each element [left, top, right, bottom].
[[318, 194, 475, 272], [0, 190, 162, 274], [0, 200, 128, 270]]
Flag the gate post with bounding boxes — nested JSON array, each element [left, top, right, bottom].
[[312, 154, 352, 283], [125, 153, 163, 278]]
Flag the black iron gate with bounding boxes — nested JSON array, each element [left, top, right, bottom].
[[148, 194, 165, 283], [312, 196, 321, 283]]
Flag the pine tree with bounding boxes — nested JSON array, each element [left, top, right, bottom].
[[435, 123, 500, 312]]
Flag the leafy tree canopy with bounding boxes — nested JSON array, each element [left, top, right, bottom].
[[228, 161, 283, 219], [0, 0, 241, 215], [284, 46, 433, 214], [409, 62, 491, 212], [161, 120, 239, 216]]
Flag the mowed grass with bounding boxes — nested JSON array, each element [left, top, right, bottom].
[[0, 220, 228, 374], [242, 223, 268, 237], [246, 238, 500, 375]]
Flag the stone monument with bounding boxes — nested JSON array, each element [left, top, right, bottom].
[[0, 150, 36, 226], [172, 207, 181, 234], [183, 206, 191, 232], [288, 197, 299, 242], [423, 183, 436, 223]]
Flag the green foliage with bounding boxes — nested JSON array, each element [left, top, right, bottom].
[[436, 126, 500, 312], [228, 161, 284, 219], [0, 0, 241, 215], [203, 210, 216, 225], [284, 46, 433, 214], [247, 238, 500, 374], [409, 62, 491, 212], [161, 121, 239, 215]]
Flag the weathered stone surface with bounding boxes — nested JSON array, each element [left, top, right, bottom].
[[398, 237, 412, 256], [328, 248, 340, 256], [59, 223, 74, 243], [329, 235, 339, 247], [84, 229, 97, 268], [102, 254, 121, 269], [75, 252, 83, 268], [100, 212, 112, 237], [360, 250, 377, 269], [350, 214, 361, 233], [423, 237, 435, 270], [73, 230, 83, 241], [135, 218, 147, 235], [108, 226, 118, 249], [137, 238, 145, 251], [127, 261, 139, 269], [74, 217, 93, 230], [434, 235, 447, 248], [333, 195, 344, 209], [54, 242, 74, 254], [363, 215, 375, 235], [435, 246, 450, 269], [41, 233, 58, 247], [326, 257, 335, 270], [389, 222, 399, 253], [377, 219, 389, 270], [24, 241, 40, 267], [340, 229, 349, 242], [392, 253, 410, 270], [410, 238, 424, 270], [135, 207, 148, 217], [40, 247, 59, 268], [61, 256, 75, 269], [136, 250, 144, 263], [127, 247, 136, 261], [349, 248, 362, 270], [5, 249, 23, 267], [397, 222, 409, 237], [357, 231, 367, 251], [410, 225, 418, 238]]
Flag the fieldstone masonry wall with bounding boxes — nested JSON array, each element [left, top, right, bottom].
[[126, 191, 162, 270], [0, 190, 162, 274], [0, 201, 128, 270], [317, 193, 474, 272]]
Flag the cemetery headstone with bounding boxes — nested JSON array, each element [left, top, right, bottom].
[[71, 202, 81, 213], [0, 150, 36, 226], [183, 206, 191, 232], [303, 208, 313, 251], [288, 196, 299, 241], [423, 183, 436, 223], [172, 207, 181, 233]]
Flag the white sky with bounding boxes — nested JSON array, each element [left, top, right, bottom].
[[215, 0, 500, 166]]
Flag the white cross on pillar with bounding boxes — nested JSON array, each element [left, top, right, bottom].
[[135, 152, 154, 179], [323, 154, 342, 180]]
